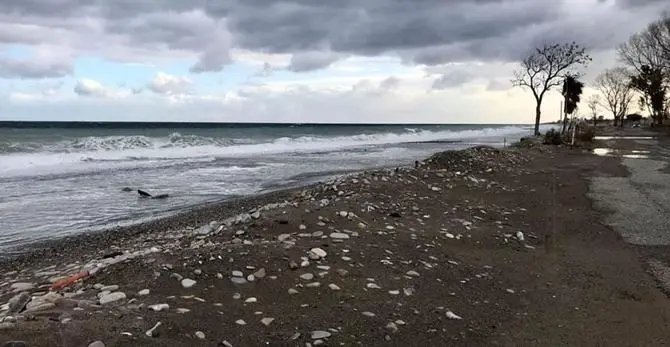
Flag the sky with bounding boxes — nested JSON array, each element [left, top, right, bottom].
[[0, 0, 667, 124]]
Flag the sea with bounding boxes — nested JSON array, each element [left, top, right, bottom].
[[0, 122, 541, 252]]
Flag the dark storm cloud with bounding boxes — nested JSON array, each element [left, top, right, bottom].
[[0, 0, 666, 72], [224, 0, 558, 57]]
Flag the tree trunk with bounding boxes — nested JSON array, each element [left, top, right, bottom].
[[534, 103, 541, 136], [613, 116, 618, 127], [593, 115, 596, 127]]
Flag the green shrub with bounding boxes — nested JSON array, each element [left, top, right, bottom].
[[543, 129, 562, 145]]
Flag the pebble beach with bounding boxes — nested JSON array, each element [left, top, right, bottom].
[[2, 142, 670, 347]]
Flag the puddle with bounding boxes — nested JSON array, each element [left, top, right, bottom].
[[594, 136, 655, 140], [593, 148, 612, 156], [593, 148, 649, 159]]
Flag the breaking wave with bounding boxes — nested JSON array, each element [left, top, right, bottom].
[[0, 126, 533, 178]]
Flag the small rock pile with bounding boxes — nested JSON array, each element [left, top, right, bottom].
[[426, 146, 528, 174]]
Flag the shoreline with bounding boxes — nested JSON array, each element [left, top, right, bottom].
[[0, 142, 498, 265], [2, 138, 670, 346]]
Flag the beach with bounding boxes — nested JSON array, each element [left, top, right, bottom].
[[2, 130, 670, 346], [0, 123, 537, 251]]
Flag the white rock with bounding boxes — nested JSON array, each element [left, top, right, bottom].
[[216, 273, 224, 279], [329, 232, 350, 239], [306, 282, 321, 288], [244, 297, 257, 303], [231, 277, 247, 285], [195, 331, 206, 339], [145, 322, 162, 337], [100, 285, 119, 292], [311, 331, 331, 339], [138, 289, 150, 296], [288, 288, 299, 295], [446, 310, 462, 320], [176, 308, 190, 313], [88, 341, 105, 347], [366, 283, 381, 289], [221, 340, 233, 347], [431, 186, 441, 191], [309, 248, 327, 258], [300, 273, 314, 280], [261, 317, 274, 326], [328, 283, 341, 291], [516, 231, 525, 241], [406, 270, 420, 277], [235, 319, 247, 325], [339, 211, 348, 217], [10, 282, 35, 291], [232, 270, 244, 277], [278, 234, 292, 242], [250, 211, 261, 219], [181, 279, 196, 288], [247, 274, 255, 282], [385, 322, 398, 332], [149, 304, 170, 312], [299, 224, 307, 230], [362, 311, 376, 317], [99, 292, 127, 305], [388, 290, 400, 295]]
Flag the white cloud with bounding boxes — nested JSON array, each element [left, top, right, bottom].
[[73, 79, 129, 99], [147, 72, 192, 95]]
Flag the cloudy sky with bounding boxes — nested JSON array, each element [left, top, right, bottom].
[[0, 0, 666, 124]]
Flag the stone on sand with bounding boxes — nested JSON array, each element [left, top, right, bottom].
[[10, 282, 34, 292], [309, 248, 327, 259], [181, 279, 196, 288], [99, 292, 126, 305], [311, 331, 331, 339]]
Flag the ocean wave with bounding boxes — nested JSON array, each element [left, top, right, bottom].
[[0, 125, 535, 178]]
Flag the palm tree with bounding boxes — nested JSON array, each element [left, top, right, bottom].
[[561, 75, 585, 134]]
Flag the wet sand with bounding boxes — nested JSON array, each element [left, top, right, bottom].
[[2, 139, 670, 347]]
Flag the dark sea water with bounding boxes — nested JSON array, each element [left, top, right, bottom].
[[0, 122, 542, 250]]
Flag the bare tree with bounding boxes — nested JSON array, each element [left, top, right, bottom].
[[587, 95, 600, 127], [618, 14, 670, 124], [512, 42, 591, 136], [618, 29, 666, 74], [648, 13, 670, 72], [594, 67, 634, 127]]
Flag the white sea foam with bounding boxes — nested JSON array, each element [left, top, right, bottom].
[[0, 126, 533, 178]]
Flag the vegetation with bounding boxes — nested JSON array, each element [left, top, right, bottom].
[[617, 13, 670, 125], [543, 129, 562, 145], [561, 75, 585, 133], [594, 67, 634, 127], [513, 13, 670, 131], [587, 95, 600, 127], [576, 125, 596, 142], [512, 43, 591, 136]]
